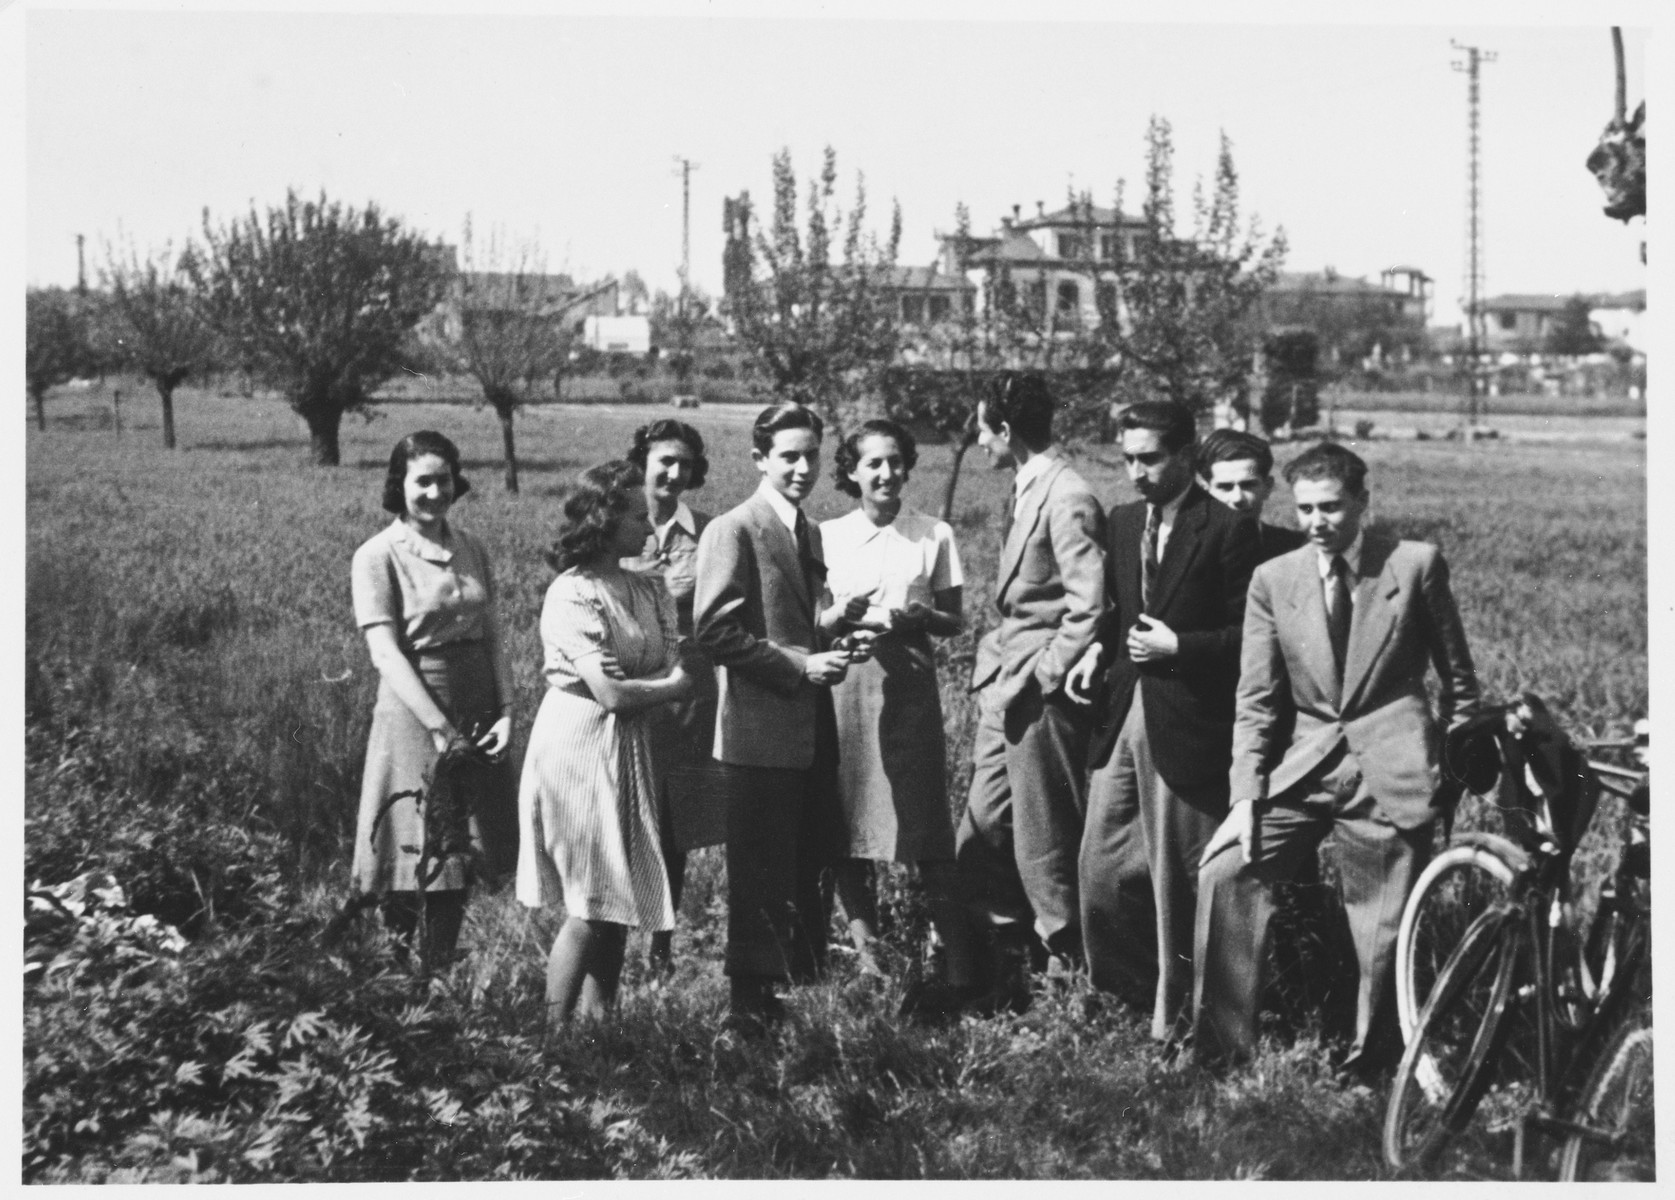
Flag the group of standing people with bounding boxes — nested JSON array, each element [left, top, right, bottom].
[[347, 373, 1480, 1068]]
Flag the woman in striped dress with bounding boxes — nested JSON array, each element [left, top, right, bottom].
[[517, 461, 694, 1024]]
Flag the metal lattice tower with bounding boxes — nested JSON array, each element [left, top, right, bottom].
[[672, 156, 700, 320], [1451, 40, 1496, 425]]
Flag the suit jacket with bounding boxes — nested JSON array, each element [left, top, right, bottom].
[[1087, 485, 1261, 796], [1258, 520, 1308, 561], [1230, 530, 1482, 829], [969, 452, 1106, 713], [694, 490, 824, 770]]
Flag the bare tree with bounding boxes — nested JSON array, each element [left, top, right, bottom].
[[101, 241, 219, 450], [724, 146, 902, 430], [190, 189, 448, 465]]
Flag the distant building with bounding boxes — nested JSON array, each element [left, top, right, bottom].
[[1479, 293, 1573, 355], [882, 265, 976, 326], [1589, 289, 1646, 354], [1258, 267, 1432, 365], [428, 253, 620, 344], [582, 314, 651, 356]]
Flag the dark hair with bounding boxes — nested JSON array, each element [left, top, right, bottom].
[[832, 418, 919, 498], [979, 372, 1053, 446], [1198, 428, 1275, 479], [545, 460, 646, 572], [1283, 441, 1369, 497], [382, 430, 471, 514], [751, 402, 824, 455], [1117, 400, 1197, 455], [626, 419, 709, 489]]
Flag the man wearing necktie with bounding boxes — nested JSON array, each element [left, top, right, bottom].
[[947, 374, 1106, 1017], [695, 402, 857, 1031], [1066, 401, 1260, 1042], [1192, 442, 1481, 1075]]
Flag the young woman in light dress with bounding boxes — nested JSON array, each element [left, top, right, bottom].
[[516, 461, 694, 1023]]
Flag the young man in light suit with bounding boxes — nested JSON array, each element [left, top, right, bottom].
[[1192, 442, 1481, 1074], [948, 373, 1106, 1016], [694, 402, 857, 1030]]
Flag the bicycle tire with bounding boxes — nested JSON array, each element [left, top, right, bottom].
[[1383, 906, 1519, 1173], [1557, 1008, 1654, 1181], [1396, 839, 1519, 1041]]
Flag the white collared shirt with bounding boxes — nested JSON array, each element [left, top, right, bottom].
[[755, 478, 803, 535], [1316, 528, 1366, 617], [820, 506, 964, 627], [652, 501, 698, 553], [1012, 445, 1060, 513]]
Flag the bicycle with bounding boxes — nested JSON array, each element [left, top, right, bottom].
[[1383, 698, 1650, 1179]]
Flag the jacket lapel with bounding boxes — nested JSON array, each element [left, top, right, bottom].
[[749, 492, 811, 613], [995, 458, 1062, 605], [1339, 533, 1402, 713], [1147, 486, 1207, 615], [1286, 548, 1339, 702]]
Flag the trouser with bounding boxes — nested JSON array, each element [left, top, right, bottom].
[[1081, 689, 1226, 1040], [1192, 747, 1428, 1063], [954, 684, 1089, 959], [722, 752, 840, 983]]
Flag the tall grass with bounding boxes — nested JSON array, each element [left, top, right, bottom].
[[26, 383, 1646, 1180]]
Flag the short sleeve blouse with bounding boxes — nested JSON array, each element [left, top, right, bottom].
[[539, 569, 678, 694], [351, 519, 496, 651], [819, 506, 963, 629]]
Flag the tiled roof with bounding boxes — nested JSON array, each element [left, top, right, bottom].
[[881, 266, 976, 291], [1481, 293, 1575, 312], [1270, 271, 1406, 297]]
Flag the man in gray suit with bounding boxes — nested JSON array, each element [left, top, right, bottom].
[[950, 374, 1106, 1015], [695, 402, 857, 1030], [1192, 442, 1481, 1073]]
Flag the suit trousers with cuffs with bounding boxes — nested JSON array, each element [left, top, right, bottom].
[[1192, 744, 1429, 1064], [1082, 688, 1226, 1039], [954, 683, 1089, 958]]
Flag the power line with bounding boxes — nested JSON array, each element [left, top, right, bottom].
[[1451, 39, 1496, 427]]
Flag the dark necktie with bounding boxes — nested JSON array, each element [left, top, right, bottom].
[[1141, 504, 1161, 612], [1328, 553, 1352, 686], [793, 510, 817, 584]]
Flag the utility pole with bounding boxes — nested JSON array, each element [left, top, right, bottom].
[[76, 233, 87, 296], [1451, 40, 1496, 429], [671, 155, 700, 393]]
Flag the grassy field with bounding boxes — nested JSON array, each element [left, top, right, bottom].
[[25, 380, 1647, 1181]]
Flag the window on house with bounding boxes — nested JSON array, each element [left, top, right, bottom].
[[1057, 233, 1082, 258], [1498, 312, 1516, 331], [901, 295, 925, 324], [1100, 233, 1118, 260], [1056, 281, 1080, 317], [1026, 281, 1047, 316], [927, 295, 951, 322], [1097, 282, 1118, 321]]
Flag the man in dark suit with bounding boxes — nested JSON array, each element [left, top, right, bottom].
[[951, 374, 1106, 1015], [694, 402, 857, 1030], [1066, 402, 1260, 1042], [1197, 428, 1307, 559], [1193, 442, 1481, 1072]]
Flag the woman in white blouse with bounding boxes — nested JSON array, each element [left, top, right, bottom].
[[350, 431, 518, 963], [820, 419, 977, 993]]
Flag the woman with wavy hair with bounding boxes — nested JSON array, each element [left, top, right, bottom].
[[350, 431, 518, 963], [517, 460, 694, 1023], [620, 419, 717, 974]]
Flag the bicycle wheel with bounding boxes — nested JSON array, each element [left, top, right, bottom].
[[1384, 907, 1519, 1173], [1397, 840, 1519, 1040], [1558, 1008, 1654, 1181]]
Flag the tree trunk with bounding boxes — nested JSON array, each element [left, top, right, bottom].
[[304, 407, 343, 465], [939, 440, 972, 521], [32, 386, 45, 432], [498, 409, 520, 494], [158, 382, 177, 450]]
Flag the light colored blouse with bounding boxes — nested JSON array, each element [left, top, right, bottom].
[[351, 519, 496, 652], [622, 501, 707, 637], [819, 506, 963, 630], [538, 568, 679, 696]]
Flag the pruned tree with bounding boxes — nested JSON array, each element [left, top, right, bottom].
[[1546, 294, 1605, 358], [101, 241, 220, 449], [25, 287, 92, 432], [724, 146, 902, 430], [428, 219, 563, 494], [190, 189, 449, 465], [1114, 119, 1287, 417]]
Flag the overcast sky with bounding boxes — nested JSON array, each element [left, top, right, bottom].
[[15, 5, 1657, 328]]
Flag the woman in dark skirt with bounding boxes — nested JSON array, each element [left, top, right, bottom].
[[350, 431, 519, 961], [621, 419, 718, 973]]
